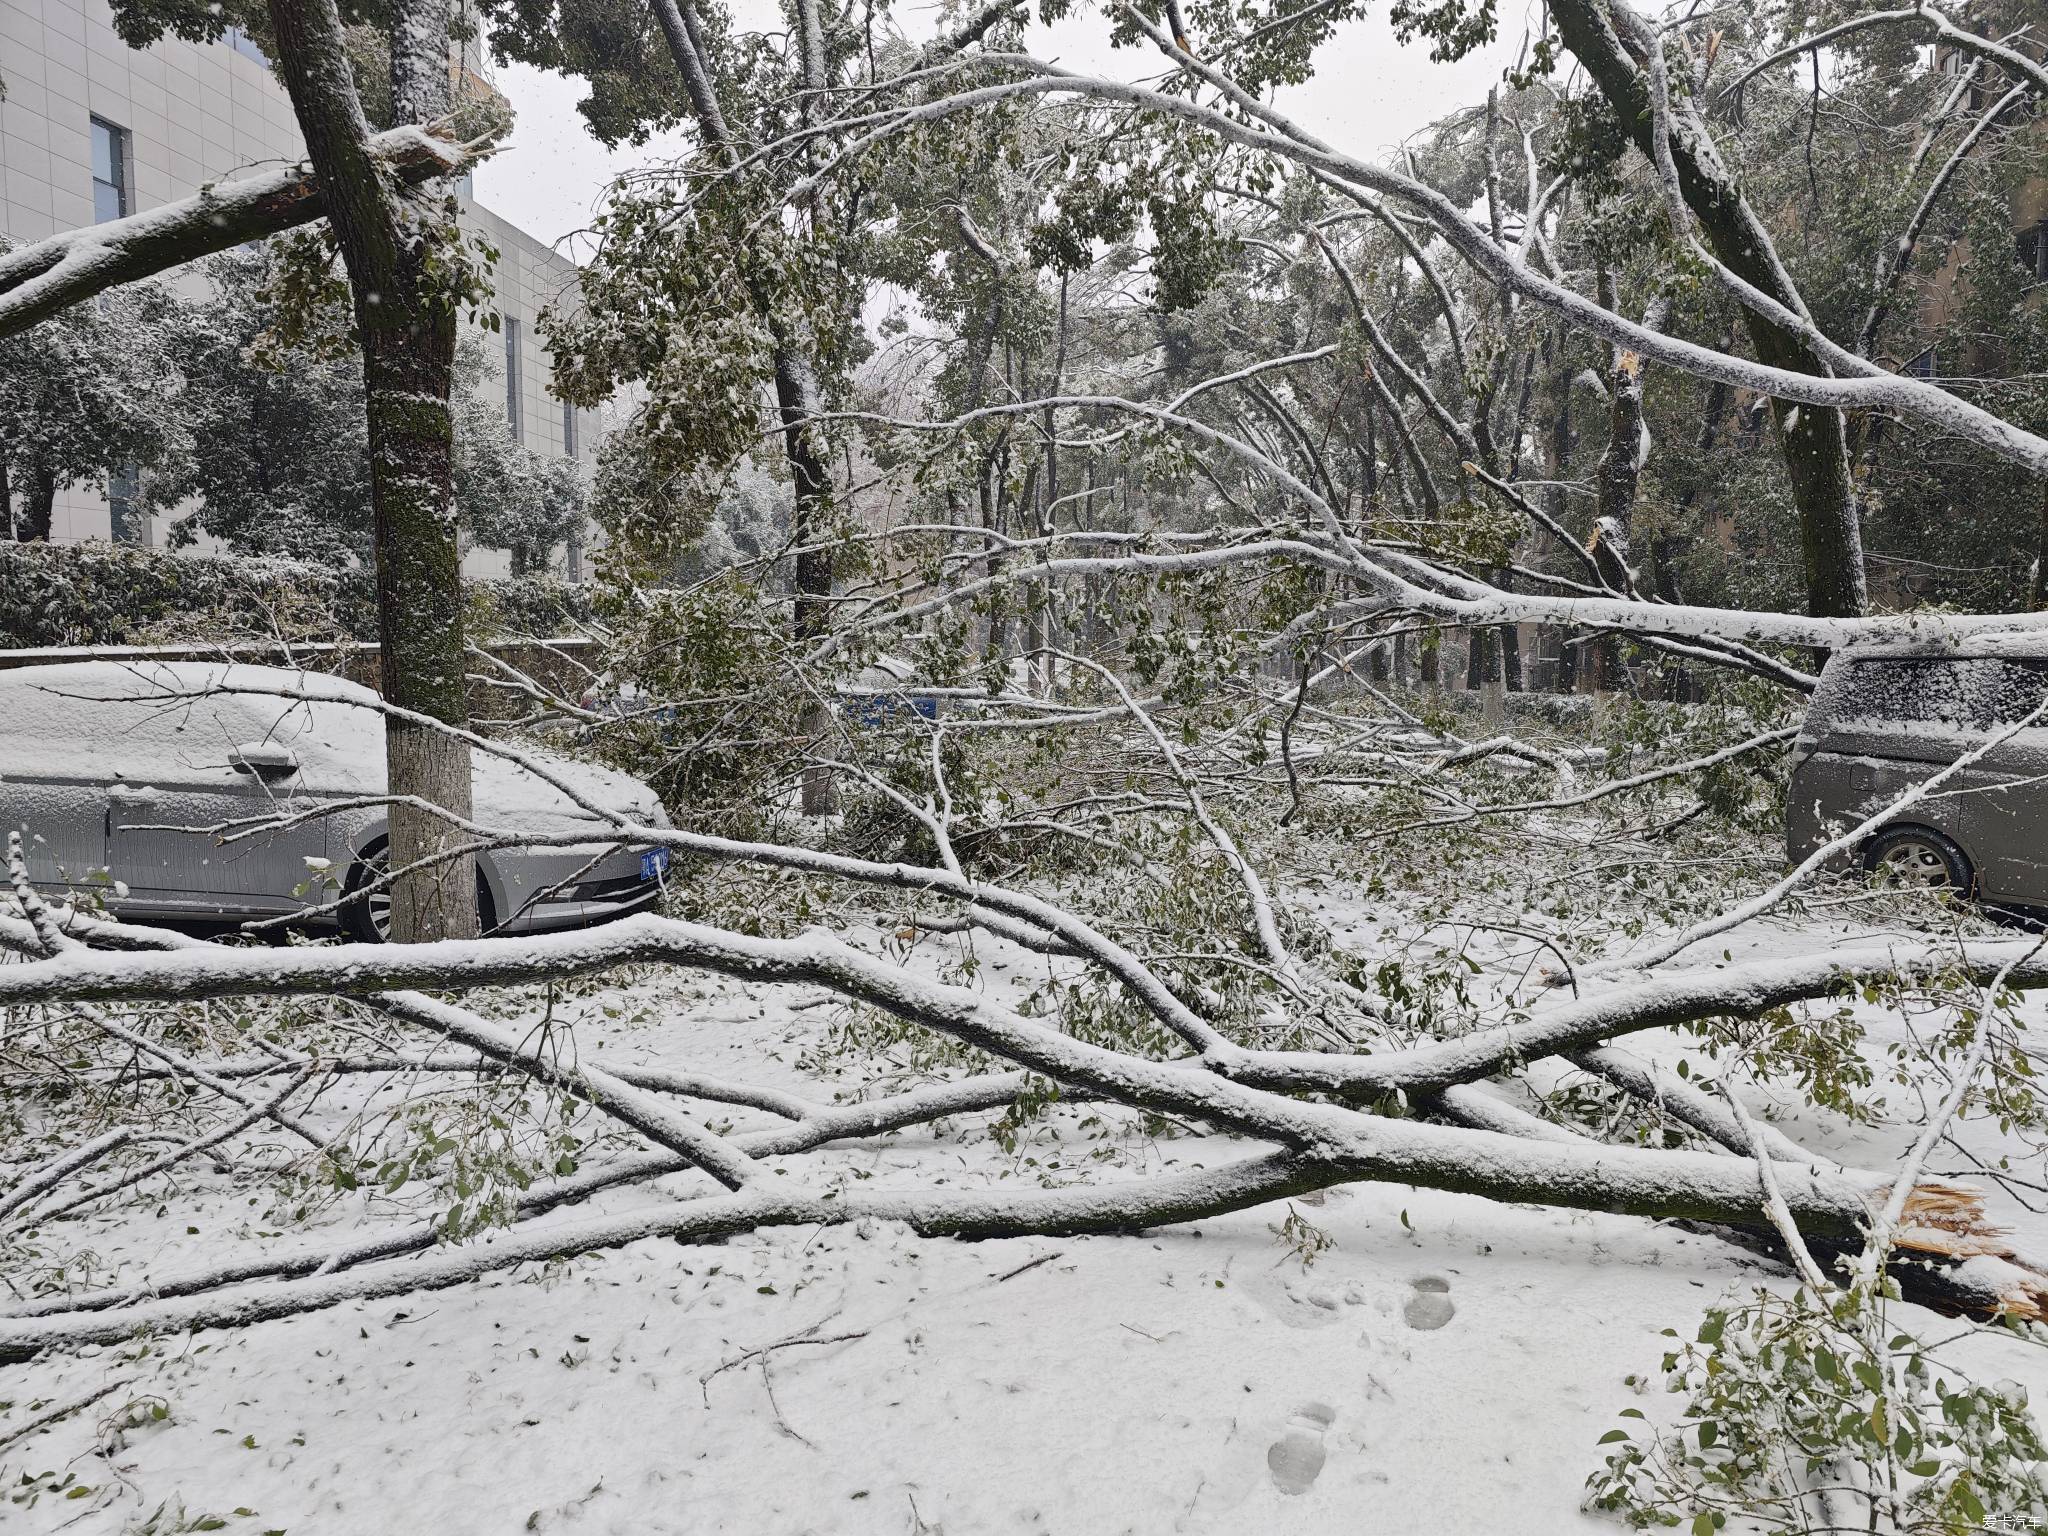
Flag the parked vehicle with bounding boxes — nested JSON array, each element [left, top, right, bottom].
[[846, 655, 939, 727], [0, 661, 673, 939], [1786, 637, 2048, 907]]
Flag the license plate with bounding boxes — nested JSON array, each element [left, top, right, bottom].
[[639, 848, 671, 881]]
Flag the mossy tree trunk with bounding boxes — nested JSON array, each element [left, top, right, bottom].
[[17, 463, 56, 543], [265, 0, 476, 941], [1550, 0, 1866, 619]]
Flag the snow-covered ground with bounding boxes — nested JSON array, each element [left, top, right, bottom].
[[7, 892, 2048, 1534]]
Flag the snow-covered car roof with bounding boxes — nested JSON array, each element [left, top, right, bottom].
[[851, 654, 919, 690], [1830, 630, 2048, 663], [0, 661, 665, 834], [0, 661, 381, 774]]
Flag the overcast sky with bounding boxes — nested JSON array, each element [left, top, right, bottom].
[[472, 2, 1541, 256]]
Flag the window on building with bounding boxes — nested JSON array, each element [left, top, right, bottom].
[[1904, 347, 1937, 380], [107, 465, 143, 545], [503, 316, 523, 441], [1937, 46, 1994, 113], [223, 26, 270, 65], [2019, 222, 2048, 285], [91, 118, 129, 223], [561, 398, 578, 459]]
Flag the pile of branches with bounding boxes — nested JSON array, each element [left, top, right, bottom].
[[4, 673, 2048, 1358]]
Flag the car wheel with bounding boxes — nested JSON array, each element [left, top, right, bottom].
[[1862, 826, 1974, 896], [341, 844, 498, 943]]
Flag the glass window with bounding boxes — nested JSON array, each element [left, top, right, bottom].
[[91, 118, 129, 223], [223, 26, 269, 65], [503, 316, 523, 441], [561, 398, 578, 459], [2019, 222, 2048, 285], [1815, 658, 2048, 734], [107, 464, 143, 545]]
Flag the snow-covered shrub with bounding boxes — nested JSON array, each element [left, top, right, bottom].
[[0, 261, 190, 543], [0, 541, 596, 652], [467, 573, 596, 639], [0, 541, 358, 648]]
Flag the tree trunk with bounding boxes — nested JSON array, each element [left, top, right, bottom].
[[1540, 331, 1578, 694], [1469, 625, 1505, 722], [1656, 348, 1736, 699], [774, 351, 840, 817], [651, 0, 840, 815], [265, 0, 476, 942], [1592, 271, 1649, 694], [18, 462, 55, 543], [1034, 275, 1070, 697], [1550, 0, 1866, 618]]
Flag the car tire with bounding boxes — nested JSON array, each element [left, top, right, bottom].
[[1862, 826, 1974, 896], [340, 842, 498, 943]]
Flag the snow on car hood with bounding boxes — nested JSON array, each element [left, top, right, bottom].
[[472, 748, 668, 839]]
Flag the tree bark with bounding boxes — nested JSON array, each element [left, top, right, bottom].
[[264, 0, 476, 941], [1549, 0, 1866, 618], [1590, 273, 1651, 693], [18, 462, 56, 543], [650, 0, 840, 814], [776, 350, 841, 815]]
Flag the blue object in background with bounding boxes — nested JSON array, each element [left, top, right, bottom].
[[849, 693, 939, 728]]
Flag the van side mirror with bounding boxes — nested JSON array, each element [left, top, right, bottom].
[[229, 742, 300, 776]]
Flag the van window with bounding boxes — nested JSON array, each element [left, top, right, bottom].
[[1810, 658, 2048, 734]]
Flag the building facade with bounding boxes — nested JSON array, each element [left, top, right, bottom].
[[0, 0, 593, 574]]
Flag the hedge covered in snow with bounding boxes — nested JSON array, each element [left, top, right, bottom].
[[0, 542, 593, 649], [0, 541, 361, 648]]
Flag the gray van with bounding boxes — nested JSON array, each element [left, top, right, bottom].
[[1787, 636, 2048, 905]]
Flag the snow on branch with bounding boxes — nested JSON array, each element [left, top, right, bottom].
[[0, 124, 481, 339]]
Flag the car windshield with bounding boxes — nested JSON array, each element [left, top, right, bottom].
[[1810, 657, 2048, 735]]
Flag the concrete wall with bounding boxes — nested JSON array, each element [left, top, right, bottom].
[[0, 0, 595, 573]]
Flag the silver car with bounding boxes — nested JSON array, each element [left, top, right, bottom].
[[1786, 635, 2048, 908], [0, 661, 673, 939]]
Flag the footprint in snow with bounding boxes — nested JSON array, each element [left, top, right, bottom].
[[1267, 1401, 1336, 1495], [1404, 1275, 1456, 1331]]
